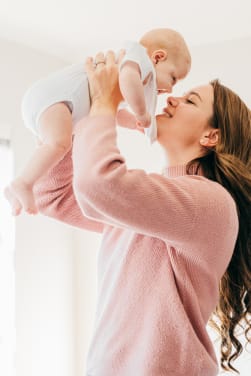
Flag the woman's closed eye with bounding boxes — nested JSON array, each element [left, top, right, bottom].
[[186, 98, 195, 104]]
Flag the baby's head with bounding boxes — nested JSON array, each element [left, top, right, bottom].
[[140, 28, 191, 93]]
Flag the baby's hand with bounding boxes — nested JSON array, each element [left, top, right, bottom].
[[135, 112, 151, 128], [116, 108, 137, 129]]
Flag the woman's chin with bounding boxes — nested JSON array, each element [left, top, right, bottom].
[[156, 114, 172, 130]]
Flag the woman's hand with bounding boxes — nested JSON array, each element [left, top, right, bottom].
[[85, 50, 125, 117]]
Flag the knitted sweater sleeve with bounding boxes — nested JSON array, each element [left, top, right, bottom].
[[72, 115, 238, 246], [33, 146, 104, 233]]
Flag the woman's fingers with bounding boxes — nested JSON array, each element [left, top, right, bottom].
[[106, 49, 125, 66], [95, 52, 105, 64], [106, 50, 116, 66], [94, 52, 106, 70], [84, 49, 123, 112], [85, 56, 94, 74], [85, 49, 125, 73]]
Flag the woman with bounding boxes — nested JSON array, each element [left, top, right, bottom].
[[29, 51, 250, 375]]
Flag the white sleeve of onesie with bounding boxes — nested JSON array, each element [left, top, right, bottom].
[[119, 41, 153, 82]]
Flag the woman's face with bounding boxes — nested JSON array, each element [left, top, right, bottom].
[[156, 84, 215, 151]]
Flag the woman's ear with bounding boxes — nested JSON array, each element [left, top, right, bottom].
[[151, 49, 168, 64], [200, 129, 219, 147]]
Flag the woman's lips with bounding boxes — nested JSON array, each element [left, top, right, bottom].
[[162, 108, 173, 117]]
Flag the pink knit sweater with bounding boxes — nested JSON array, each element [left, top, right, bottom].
[[35, 115, 239, 376]]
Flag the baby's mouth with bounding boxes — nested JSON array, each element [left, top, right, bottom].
[[157, 89, 169, 95]]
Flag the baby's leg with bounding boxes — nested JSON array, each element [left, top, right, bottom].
[[5, 103, 72, 215]]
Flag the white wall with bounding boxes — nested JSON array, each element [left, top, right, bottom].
[[74, 231, 101, 376], [0, 38, 76, 376], [0, 36, 250, 376]]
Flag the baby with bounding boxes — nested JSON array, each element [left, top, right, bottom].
[[5, 28, 191, 216]]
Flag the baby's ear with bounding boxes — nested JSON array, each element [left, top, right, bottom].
[[151, 49, 168, 64]]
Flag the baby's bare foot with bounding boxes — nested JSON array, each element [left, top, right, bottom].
[[9, 179, 38, 215], [4, 185, 22, 216]]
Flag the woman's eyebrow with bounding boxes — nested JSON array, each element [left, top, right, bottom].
[[185, 91, 203, 102]]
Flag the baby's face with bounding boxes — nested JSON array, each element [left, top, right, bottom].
[[155, 58, 190, 94]]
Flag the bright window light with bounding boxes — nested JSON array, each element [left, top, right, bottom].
[[0, 140, 15, 376]]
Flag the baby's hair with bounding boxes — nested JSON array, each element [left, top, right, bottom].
[[140, 28, 191, 65]]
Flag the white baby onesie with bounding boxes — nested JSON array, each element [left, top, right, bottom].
[[22, 42, 158, 143], [21, 62, 90, 135]]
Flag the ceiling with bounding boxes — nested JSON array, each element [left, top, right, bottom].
[[0, 0, 250, 62]]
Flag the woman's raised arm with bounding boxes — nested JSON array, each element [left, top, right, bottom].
[[34, 145, 104, 233]]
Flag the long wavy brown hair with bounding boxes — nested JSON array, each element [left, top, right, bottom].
[[187, 79, 251, 373]]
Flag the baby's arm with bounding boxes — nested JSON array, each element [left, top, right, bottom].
[[119, 62, 151, 128]]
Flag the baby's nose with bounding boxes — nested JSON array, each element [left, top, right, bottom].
[[167, 96, 179, 107]]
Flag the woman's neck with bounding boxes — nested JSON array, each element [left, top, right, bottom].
[[162, 147, 203, 167]]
